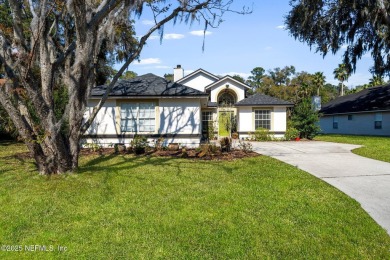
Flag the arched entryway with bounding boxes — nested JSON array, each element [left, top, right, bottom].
[[217, 90, 237, 137]]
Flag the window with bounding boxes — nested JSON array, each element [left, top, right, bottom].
[[121, 102, 155, 132], [202, 111, 213, 132], [254, 110, 271, 130], [375, 113, 382, 129], [348, 115, 353, 120], [218, 92, 235, 107], [333, 116, 338, 129]]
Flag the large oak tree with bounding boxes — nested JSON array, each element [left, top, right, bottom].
[[0, 0, 249, 174], [286, 0, 390, 76]]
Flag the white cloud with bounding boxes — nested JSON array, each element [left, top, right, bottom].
[[221, 72, 251, 79], [341, 44, 348, 49], [147, 34, 185, 40], [142, 19, 155, 26], [276, 25, 285, 30], [190, 30, 212, 36], [135, 58, 162, 65], [164, 33, 185, 40]]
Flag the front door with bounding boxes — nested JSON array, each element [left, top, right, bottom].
[[218, 111, 234, 137]]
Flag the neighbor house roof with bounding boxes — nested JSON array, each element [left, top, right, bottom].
[[320, 84, 390, 115], [91, 73, 208, 97], [235, 93, 294, 106]]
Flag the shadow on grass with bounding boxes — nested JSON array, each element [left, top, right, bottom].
[[77, 152, 245, 178]]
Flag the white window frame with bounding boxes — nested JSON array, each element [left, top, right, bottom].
[[202, 111, 213, 132], [254, 109, 271, 130], [121, 102, 155, 133]]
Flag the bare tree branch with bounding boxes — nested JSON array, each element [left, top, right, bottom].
[[81, 1, 215, 133]]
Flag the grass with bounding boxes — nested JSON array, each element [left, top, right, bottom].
[[0, 141, 389, 259], [316, 134, 390, 163]]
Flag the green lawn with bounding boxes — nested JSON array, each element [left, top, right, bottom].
[[316, 134, 390, 163], [0, 141, 389, 259]]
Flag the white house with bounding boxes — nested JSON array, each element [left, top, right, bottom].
[[83, 65, 293, 147], [319, 84, 390, 136]]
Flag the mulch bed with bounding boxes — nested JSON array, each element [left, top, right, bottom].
[[151, 149, 259, 161], [79, 148, 259, 161], [9, 148, 259, 162]]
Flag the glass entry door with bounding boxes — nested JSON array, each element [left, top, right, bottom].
[[218, 111, 234, 137]]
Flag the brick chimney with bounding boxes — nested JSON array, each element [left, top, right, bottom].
[[173, 65, 184, 82]]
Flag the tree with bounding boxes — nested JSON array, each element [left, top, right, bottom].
[[369, 75, 386, 87], [291, 98, 320, 139], [333, 64, 350, 96], [232, 74, 245, 83], [285, 0, 390, 76], [0, 0, 250, 174], [246, 67, 265, 92], [268, 66, 295, 86], [121, 71, 138, 80], [164, 73, 173, 81], [312, 72, 325, 96]]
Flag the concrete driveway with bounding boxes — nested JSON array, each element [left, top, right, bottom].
[[250, 141, 390, 235]]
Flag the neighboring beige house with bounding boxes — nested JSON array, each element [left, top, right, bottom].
[[320, 84, 390, 136], [83, 65, 293, 147]]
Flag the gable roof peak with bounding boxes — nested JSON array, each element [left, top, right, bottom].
[[176, 68, 220, 83]]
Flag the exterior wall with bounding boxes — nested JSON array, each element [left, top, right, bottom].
[[237, 107, 252, 133], [237, 106, 288, 139], [158, 99, 201, 135], [178, 73, 217, 92], [273, 107, 287, 133], [320, 111, 390, 136], [83, 98, 202, 148], [84, 100, 118, 135], [209, 79, 246, 103]]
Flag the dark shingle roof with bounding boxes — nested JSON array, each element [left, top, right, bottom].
[[91, 73, 208, 97], [320, 84, 390, 115], [235, 93, 293, 106]]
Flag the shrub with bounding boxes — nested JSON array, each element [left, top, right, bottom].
[[291, 98, 320, 139], [198, 143, 220, 157], [207, 121, 216, 141], [254, 127, 272, 141], [130, 135, 148, 154], [154, 137, 165, 151], [238, 140, 253, 153], [285, 127, 300, 140], [219, 137, 232, 152], [181, 147, 188, 158], [114, 143, 126, 153], [83, 142, 101, 152]]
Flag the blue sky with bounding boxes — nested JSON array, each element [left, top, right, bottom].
[[120, 0, 374, 88]]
